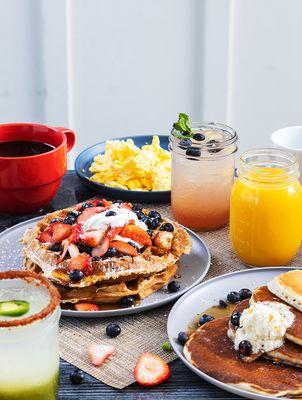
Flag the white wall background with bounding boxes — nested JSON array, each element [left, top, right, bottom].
[[0, 0, 302, 165]]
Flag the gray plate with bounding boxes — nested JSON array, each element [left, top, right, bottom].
[[167, 267, 298, 400], [0, 216, 210, 317]]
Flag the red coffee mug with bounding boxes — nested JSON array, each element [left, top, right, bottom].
[[0, 123, 75, 214]]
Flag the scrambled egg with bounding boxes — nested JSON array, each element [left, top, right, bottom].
[[89, 136, 171, 191]]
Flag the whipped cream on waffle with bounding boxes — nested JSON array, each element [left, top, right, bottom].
[[82, 204, 147, 232], [230, 301, 295, 354]]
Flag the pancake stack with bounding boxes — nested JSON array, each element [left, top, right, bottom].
[[184, 270, 302, 397]]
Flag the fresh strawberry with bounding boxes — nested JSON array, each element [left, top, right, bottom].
[[106, 227, 123, 241], [88, 343, 115, 367], [109, 240, 138, 256], [69, 223, 82, 244], [134, 353, 170, 387], [69, 253, 93, 276], [119, 202, 132, 210], [77, 207, 106, 224], [120, 225, 152, 246], [38, 230, 54, 243], [91, 237, 109, 257], [101, 199, 112, 207], [80, 229, 105, 247], [75, 303, 100, 312], [51, 223, 72, 243]]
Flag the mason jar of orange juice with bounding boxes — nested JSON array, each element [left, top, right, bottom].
[[230, 149, 302, 266]]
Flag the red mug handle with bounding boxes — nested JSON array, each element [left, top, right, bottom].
[[54, 127, 76, 152]]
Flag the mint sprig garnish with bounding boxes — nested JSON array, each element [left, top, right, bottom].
[[173, 113, 191, 133]]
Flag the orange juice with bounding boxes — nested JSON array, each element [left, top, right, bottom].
[[230, 149, 302, 266]]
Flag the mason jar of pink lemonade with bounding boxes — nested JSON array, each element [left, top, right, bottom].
[[169, 118, 238, 231]]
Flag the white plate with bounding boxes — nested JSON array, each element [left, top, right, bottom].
[[167, 267, 298, 400], [0, 216, 210, 317]]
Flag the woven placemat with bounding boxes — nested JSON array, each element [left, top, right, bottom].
[[59, 203, 302, 389]]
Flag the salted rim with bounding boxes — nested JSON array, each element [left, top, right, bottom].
[[0, 270, 60, 328]]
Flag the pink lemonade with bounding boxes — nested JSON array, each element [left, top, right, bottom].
[[170, 122, 237, 231]]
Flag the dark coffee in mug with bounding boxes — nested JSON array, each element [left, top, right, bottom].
[[0, 141, 55, 157]]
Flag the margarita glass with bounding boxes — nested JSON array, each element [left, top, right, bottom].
[[0, 270, 61, 400], [170, 122, 238, 231]]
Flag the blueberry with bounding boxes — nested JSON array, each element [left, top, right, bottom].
[[105, 247, 117, 257], [148, 211, 161, 221], [78, 243, 92, 255], [106, 323, 121, 338], [120, 296, 135, 308], [227, 291, 241, 303], [177, 331, 188, 346], [186, 147, 201, 157], [50, 218, 62, 224], [167, 280, 180, 293], [239, 288, 252, 300], [133, 203, 143, 211], [182, 130, 191, 136], [179, 139, 192, 149], [69, 269, 84, 282], [219, 299, 228, 308], [96, 200, 105, 206], [48, 244, 62, 252], [135, 210, 146, 220], [146, 218, 159, 230], [231, 311, 241, 327], [106, 211, 116, 217], [238, 340, 252, 357], [63, 214, 77, 225], [198, 314, 214, 326], [67, 210, 79, 218], [193, 133, 205, 141], [91, 256, 102, 261], [160, 223, 174, 232], [80, 202, 94, 211], [70, 369, 84, 384]]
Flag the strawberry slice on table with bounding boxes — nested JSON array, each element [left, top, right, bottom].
[[69, 253, 93, 276], [134, 353, 170, 387], [51, 223, 72, 243], [109, 240, 138, 256], [75, 303, 100, 312], [120, 225, 152, 246], [38, 230, 54, 243], [91, 237, 109, 257], [88, 343, 116, 367], [69, 223, 82, 244], [80, 229, 105, 247]]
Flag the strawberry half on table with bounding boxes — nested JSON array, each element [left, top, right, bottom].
[[22, 199, 192, 310], [134, 353, 171, 386]]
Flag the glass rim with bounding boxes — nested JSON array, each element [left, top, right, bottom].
[[0, 270, 60, 328], [238, 148, 300, 183]]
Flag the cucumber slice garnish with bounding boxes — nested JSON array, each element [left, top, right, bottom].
[[0, 300, 30, 317]]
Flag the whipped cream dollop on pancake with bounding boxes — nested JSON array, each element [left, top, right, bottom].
[[229, 301, 295, 354]]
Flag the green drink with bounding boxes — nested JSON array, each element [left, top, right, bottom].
[[0, 271, 61, 400]]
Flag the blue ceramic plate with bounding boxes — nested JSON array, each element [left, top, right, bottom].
[[75, 135, 170, 203]]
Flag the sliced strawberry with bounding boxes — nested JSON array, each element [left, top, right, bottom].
[[38, 230, 54, 243], [120, 225, 152, 246], [51, 223, 72, 243], [75, 303, 100, 312], [109, 240, 138, 257], [101, 199, 112, 207], [119, 202, 132, 210], [91, 237, 109, 257], [106, 227, 123, 241], [77, 207, 107, 224], [134, 353, 170, 387], [68, 243, 80, 258], [69, 223, 82, 244], [88, 343, 115, 367], [69, 253, 93, 276], [80, 229, 105, 247]]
